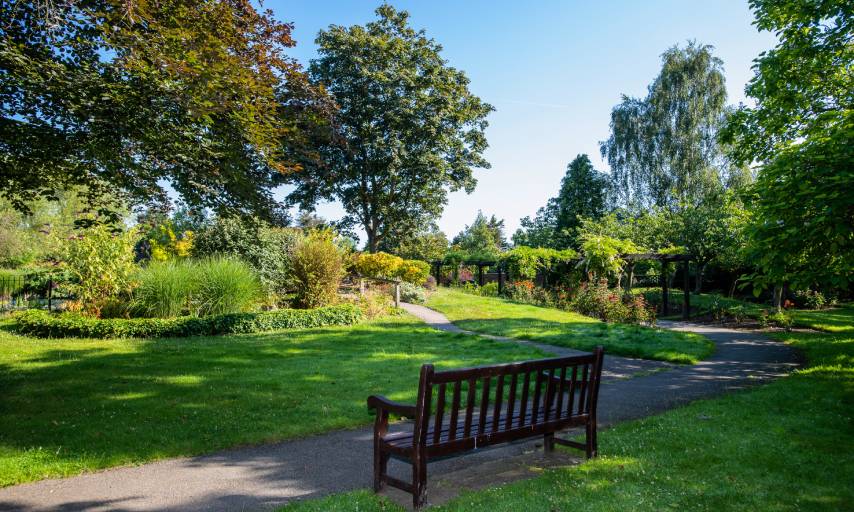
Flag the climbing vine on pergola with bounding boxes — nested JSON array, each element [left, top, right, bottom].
[[431, 253, 694, 319]]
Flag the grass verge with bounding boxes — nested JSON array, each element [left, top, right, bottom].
[[0, 315, 546, 486], [426, 289, 713, 364], [279, 307, 854, 511]]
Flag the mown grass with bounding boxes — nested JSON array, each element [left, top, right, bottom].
[[279, 307, 854, 512], [426, 288, 713, 364], [0, 315, 546, 486]]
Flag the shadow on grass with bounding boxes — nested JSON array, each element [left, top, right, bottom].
[[0, 319, 547, 488]]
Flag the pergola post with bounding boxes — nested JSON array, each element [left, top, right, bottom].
[[682, 259, 691, 320], [661, 260, 670, 317], [626, 263, 635, 292], [497, 266, 505, 294], [478, 264, 484, 286]]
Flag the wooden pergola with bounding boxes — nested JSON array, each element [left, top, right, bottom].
[[431, 252, 694, 319]]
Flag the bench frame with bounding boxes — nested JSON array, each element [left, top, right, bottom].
[[368, 347, 604, 508]]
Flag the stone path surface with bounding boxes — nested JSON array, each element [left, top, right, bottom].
[[0, 307, 801, 512]]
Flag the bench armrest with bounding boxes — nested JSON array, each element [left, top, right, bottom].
[[367, 395, 417, 417]]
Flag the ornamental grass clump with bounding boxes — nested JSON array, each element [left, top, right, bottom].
[[192, 256, 261, 316], [289, 230, 346, 309], [132, 260, 196, 318]]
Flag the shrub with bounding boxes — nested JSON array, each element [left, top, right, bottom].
[[62, 225, 138, 316], [794, 289, 827, 310], [356, 289, 394, 319], [289, 230, 346, 308], [480, 282, 499, 297], [148, 223, 194, 261], [15, 304, 362, 339], [132, 260, 196, 318], [424, 275, 438, 291], [193, 216, 302, 301], [396, 259, 430, 284], [355, 252, 403, 279], [192, 257, 261, 316], [769, 311, 793, 330], [569, 279, 653, 324], [504, 280, 536, 303], [398, 282, 426, 304]]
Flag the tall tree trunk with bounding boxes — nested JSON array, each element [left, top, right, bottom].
[[773, 285, 783, 312], [694, 262, 706, 294]]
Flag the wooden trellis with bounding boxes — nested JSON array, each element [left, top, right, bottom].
[[431, 252, 694, 319]]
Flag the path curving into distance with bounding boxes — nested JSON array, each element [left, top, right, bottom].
[[0, 305, 801, 512]]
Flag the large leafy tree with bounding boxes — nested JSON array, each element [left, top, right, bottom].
[[288, 5, 493, 252], [381, 225, 449, 262], [601, 42, 733, 210], [453, 211, 507, 260], [513, 154, 610, 249], [724, 0, 853, 292], [0, 0, 329, 221]]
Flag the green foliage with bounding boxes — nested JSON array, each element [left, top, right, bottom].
[[571, 280, 655, 324], [382, 227, 449, 262], [480, 282, 499, 297], [452, 211, 507, 259], [513, 154, 611, 249], [193, 216, 302, 301], [742, 120, 853, 291], [15, 305, 362, 339], [500, 246, 578, 280], [398, 282, 426, 305], [396, 259, 430, 285], [723, 1, 853, 292], [794, 289, 828, 310], [1, 0, 330, 221], [578, 234, 639, 278], [132, 257, 260, 318], [290, 5, 493, 251], [602, 42, 734, 209], [148, 224, 194, 261], [355, 252, 403, 279], [132, 260, 196, 318], [289, 230, 346, 309], [62, 225, 138, 316], [192, 257, 261, 316]]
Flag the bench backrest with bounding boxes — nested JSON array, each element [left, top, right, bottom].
[[412, 347, 604, 451]]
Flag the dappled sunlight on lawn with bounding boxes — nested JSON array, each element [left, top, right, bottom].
[[0, 314, 546, 486], [426, 289, 713, 363]]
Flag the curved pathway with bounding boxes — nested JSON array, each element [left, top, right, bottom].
[[0, 308, 801, 512]]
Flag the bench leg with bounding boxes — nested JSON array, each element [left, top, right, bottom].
[[412, 452, 427, 508], [543, 432, 555, 453], [586, 420, 598, 458], [373, 449, 389, 492]]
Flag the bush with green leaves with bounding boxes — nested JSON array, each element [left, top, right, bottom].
[[500, 246, 577, 281], [354, 252, 403, 279], [193, 216, 302, 301], [570, 279, 654, 324], [62, 225, 138, 316], [793, 289, 827, 310], [15, 304, 362, 339], [577, 235, 639, 280], [396, 259, 430, 284], [289, 230, 346, 308], [398, 282, 426, 304]]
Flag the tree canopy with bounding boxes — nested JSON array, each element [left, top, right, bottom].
[[601, 42, 734, 210], [724, 0, 853, 291], [452, 211, 507, 260], [286, 5, 493, 251], [0, 0, 331, 222]]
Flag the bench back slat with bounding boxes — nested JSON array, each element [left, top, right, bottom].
[[414, 350, 604, 448]]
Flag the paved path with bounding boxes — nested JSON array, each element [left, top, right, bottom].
[[0, 308, 801, 512]]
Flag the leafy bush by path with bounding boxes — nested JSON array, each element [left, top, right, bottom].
[[15, 304, 362, 339], [289, 230, 347, 308], [398, 282, 426, 304]]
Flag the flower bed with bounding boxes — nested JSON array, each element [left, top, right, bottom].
[[15, 304, 362, 339]]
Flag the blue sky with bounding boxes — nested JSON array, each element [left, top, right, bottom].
[[271, 0, 776, 243]]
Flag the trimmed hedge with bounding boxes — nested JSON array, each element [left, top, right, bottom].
[[15, 304, 363, 339]]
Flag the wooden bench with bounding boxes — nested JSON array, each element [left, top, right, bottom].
[[367, 348, 604, 507]]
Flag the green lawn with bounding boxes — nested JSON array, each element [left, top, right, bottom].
[[281, 306, 854, 512], [0, 315, 547, 486], [426, 289, 713, 364]]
